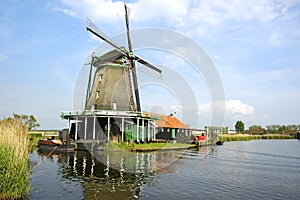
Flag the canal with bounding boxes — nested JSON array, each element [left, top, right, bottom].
[[29, 140, 300, 199]]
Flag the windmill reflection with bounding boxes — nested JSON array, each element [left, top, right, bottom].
[[37, 149, 184, 199]]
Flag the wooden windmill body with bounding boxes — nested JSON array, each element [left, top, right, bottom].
[[85, 4, 162, 113]]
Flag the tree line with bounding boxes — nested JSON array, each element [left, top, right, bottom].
[[8, 113, 40, 131], [235, 120, 300, 134]]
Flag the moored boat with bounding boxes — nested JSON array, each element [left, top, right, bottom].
[[194, 134, 206, 146], [38, 139, 74, 152], [37, 129, 74, 152]]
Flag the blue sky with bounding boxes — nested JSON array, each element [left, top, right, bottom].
[[1, 0, 300, 129]]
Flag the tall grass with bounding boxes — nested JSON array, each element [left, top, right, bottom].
[[219, 134, 295, 142], [0, 118, 30, 199]]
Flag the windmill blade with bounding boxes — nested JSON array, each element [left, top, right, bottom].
[[124, 4, 133, 53], [86, 18, 127, 57], [124, 4, 162, 75], [124, 4, 142, 112], [136, 62, 163, 79], [135, 55, 162, 74], [85, 57, 95, 108]]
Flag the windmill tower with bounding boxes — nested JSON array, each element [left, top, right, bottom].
[[85, 4, 162, 112], [61, 4, 162, 144]]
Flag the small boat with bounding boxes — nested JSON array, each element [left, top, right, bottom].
[[216, 141, 224, 145], [38, 139, 74, 152]]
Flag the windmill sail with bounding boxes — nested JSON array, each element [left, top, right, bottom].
[[86, 19, 127, 57], [85, 4, 162, 112]]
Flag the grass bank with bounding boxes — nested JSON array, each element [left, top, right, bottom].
[[104, 142, 196, 152], [219, 134, 295, 142], [0, 118, 30, 199]]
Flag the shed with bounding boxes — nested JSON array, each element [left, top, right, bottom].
[[155, 115, 191, 141]]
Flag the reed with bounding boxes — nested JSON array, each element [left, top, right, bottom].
[[219, 134, 294, 142], [0, 118, 30, 199]]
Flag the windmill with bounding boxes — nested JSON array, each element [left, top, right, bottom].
[[85, 4, 162, 112]]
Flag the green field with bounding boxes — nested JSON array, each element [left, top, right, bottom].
[[106, 142, 196, 151]]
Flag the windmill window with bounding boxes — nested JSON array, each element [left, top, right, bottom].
[[96, 91, 100, 99], [99, 74, 103, 82]]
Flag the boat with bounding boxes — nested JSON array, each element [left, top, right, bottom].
[[194, 134, 206, 146], [38, 139, 75, 152], [38, 129, 74, 152], [216, 141, 224, 145]]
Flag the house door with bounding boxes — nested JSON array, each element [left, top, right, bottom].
[[171, 129, 176, 139]]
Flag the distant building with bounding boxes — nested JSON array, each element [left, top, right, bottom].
[[248, 126, 265, 135], [228, 130, 237, 134], [155, 114, 191, 141], [205, 126, 228, 142], [283, 129, 298, 136]]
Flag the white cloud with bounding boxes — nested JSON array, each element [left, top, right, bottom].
[[0, 53, 8, 61], [269, 68, 292, 79], [258, 68, 292, 80], [52, 7, 77, 17], [198, 99, 254, 116], [225, 99, 254, 115], [268, 32, 283, 47], [55, 0, 189, 25], [188, 0, 293, 27], [55, 0, 124, 23], [54, 0, 296, 26], [129, 0, 189, 25]]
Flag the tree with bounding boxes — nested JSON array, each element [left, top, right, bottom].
[[12, 113, 40, 131], [235, 120, 245, 133]]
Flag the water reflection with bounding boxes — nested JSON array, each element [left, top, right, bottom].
[[91, 149, 187, 173], [30, 141, 300, 200], [32, 148, 195, 200]]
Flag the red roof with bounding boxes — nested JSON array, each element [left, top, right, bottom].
[[155, 115, 190, 129]]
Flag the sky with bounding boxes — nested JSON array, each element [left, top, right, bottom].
[[0, 0, 300, 130]]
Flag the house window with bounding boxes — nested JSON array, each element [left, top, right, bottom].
[[126, 124, 132, 131], [99, 74, 103, 82], [96, 91, 100, 99], [167, 128, 170, 132]]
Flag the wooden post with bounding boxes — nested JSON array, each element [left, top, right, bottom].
[[121, 117, 124, 142], [137, 118, 139, 141], [147, 120, 150, 142], [68, 117, 70, 133], [153, 122, 156, 140], [93, 116, 96, 140], [107, 116, 110, 142], [142, 119, 145, 141], [84, 116, 87, 139], [75, 115, 78, 140]]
